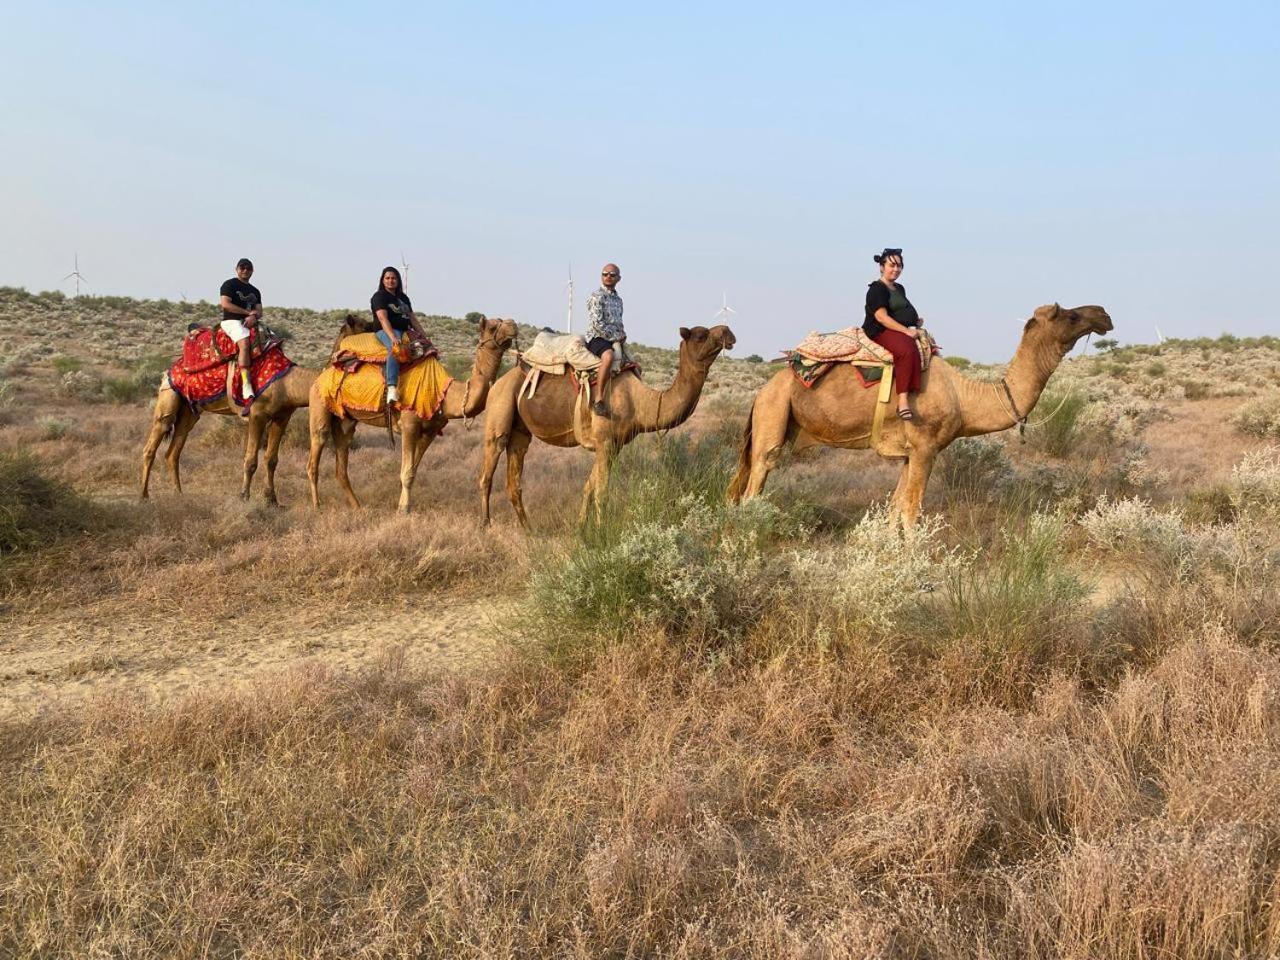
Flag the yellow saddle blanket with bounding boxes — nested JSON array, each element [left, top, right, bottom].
[[316, 332, 452, 420]]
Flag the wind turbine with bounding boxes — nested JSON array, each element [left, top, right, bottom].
[[1155, 324, 1167, 345], [400, 251, 411, 292], [564, 263, 575, 333], [62, 253, 88, 297], [712, 291, 737, 324]]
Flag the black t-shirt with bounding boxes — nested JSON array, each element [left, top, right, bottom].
[[220, 278, 262, 321], [371, 289, 415, 332], [863, 280, 919, 338]]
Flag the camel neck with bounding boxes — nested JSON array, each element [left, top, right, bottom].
[[638, 351, 713, 432], [956, 330, 1065, 436]]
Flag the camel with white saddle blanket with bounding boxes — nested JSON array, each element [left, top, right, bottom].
[[307, 317, 518, 512], [481, 324, 736, 526], [727, 303, 1113, 527]]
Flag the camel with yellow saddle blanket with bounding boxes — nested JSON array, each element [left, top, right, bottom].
[[727, 303, 1114, 527], [307, 317, 519, 512], [481, 324, 736, 526]]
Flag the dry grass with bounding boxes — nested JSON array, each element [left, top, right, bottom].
[[2, 292, 1280, 957]]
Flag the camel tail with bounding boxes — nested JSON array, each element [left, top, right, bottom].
[[725, 404, 756, 504]]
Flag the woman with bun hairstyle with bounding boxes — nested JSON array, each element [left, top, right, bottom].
[[863, 247, 925, 420]]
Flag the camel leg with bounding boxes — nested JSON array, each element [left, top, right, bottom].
[[333, 418, 361, 509], [398, 415, 435, 514], [742, 405, 793, 501], [579, 440, 617, 526], [503, 425, 532, 529], [888, 461, 911, 521], [479, 429, 506, 525], [241, 413, 268, 501], [141, 389, 182, 499], [261, 412, 291, 505], [164, 406, 199, 494], [307, 403, 331, 509], [897, 450, 937, 529]]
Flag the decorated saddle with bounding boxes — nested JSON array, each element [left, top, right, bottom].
[[784, 326, 936, 390], [166, 325, 293, 410], [517, 331, 639, 400], [314, 330, 452, 420]]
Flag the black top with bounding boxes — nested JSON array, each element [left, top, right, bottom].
[[371, 289, 415, 333], [220, 278, 262, 322], [863, 280, 920, 338]]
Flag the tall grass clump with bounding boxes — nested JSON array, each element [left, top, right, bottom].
[[0, 453, 91, 556], [924, 512, 1090, 665], [102, 352, 170, 404], [935, 436, 1014, 506], [1027, 389, 1090, 457]]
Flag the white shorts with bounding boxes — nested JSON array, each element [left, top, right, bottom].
[[219, 318, 251, 343]]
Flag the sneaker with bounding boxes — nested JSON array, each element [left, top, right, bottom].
[[386, 385, 399, 404], [591, 400, 608, 417]]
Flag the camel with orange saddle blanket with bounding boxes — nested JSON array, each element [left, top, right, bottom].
[[727, 303, 1114, 527], [139, 315, 375, 504], [307, 316, 519, 512]]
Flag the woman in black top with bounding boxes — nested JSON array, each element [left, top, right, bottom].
[[863, 247, 924, 420], [370, 266, 427, 403]]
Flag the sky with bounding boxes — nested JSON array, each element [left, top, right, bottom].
[[2, 1, 1277, 361]]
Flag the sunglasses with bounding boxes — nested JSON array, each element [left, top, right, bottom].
[[602, 272, 620, 278]]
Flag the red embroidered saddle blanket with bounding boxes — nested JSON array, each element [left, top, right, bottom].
[[167, 327, 293, 408]]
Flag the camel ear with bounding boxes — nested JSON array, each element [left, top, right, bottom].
[[679, 327, 691, 340], [1033, 303, 1061, 322]]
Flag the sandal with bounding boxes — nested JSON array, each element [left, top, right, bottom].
[[896, 408, 914, 421]]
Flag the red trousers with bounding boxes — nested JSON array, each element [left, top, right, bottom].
[[871, 329, 922, 394]]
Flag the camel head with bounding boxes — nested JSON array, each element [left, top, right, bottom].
[[479, 316, 519, 352], [678, 324, 737, 367], [1025, 303, 1113, 353]]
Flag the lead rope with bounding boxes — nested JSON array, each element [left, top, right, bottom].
[[997, 331, 1094, 441]]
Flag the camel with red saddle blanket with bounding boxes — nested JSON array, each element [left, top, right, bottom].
[[727, 304, 1113, 527], [307, 317, 519, 512], [481, 324, 736, 526], [139, 315, 375, 503]]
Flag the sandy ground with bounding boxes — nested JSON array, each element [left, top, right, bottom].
[[1, 592, 510, 720]]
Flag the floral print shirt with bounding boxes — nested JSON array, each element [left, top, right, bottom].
[[585, 286, 625, 342]]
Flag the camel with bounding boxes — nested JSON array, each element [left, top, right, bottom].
[[140, 315, 376, 504], [480, 324, 737, 526], [726, 304, 1113, 526], [307, 317, 519, 512]]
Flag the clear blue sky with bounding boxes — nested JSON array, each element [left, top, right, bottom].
[[2, 2, 1276, 360]]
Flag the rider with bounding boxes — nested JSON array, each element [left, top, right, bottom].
[[863, 247, 925, 420], [219, 257, 263, 405], [584, 262, 625, 417], [370, 266, 428, 405]]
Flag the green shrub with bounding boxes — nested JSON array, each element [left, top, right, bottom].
[[1026, 390, 1090, 458], [1145, 361, 1167, 377], [946, 355, 972, 369], [51, 355, 83, 374], [0, 454, 90, 555], [936, 437, 1014, 505], [102, 353, 170, 404]]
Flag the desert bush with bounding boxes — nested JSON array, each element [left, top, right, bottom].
[[1080, 496, 1194, 580], [102, 352, 170, 404], [1231, 392, 1280, 439], [1226, 445, 1280, 517], [58, 369, 101, 399], [35, 416, 71, 440], [935, 436, 1014, 504], [788, 507, 960, 640], [50, 354, 83, 374], [0, 453, 91, 555]]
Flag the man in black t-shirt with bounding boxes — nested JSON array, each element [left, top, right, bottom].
[[219, 258, 263, 402]]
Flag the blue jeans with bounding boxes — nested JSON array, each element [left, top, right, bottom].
[[375, 330, 400, 387]]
